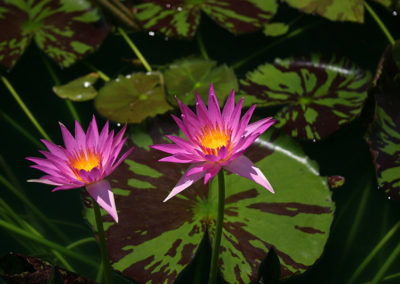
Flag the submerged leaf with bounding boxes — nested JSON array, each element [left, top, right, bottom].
[[135, 0, 277, 38], [94, 72, 172, 123], [284, 0, 364, 23], [53, 73, 99, 101], [83, 116, 334, 283], [240, 55, 372, 140], [0, 0, 109, 69], [367, 44, 400, 200], [163, 58, 238, 105]]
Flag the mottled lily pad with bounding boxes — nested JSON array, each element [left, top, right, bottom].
[[0, 0, 109, 69], [263, 22, 290, 37], [284, 0, 364, 23], [135, 0, 277, 38], [83, 116, 334, 283], [53, 73, 99, 101], [367, 44, 400, 200], [163, 58, 238, 105], [240, 55, 372, 140], [94, 72, 173, 124]]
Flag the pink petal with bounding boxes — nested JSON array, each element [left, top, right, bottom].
[[86, 179, 118, 223], [41, 140, 67, 160], [207, 83, 222, 128], [159, 154, 196, 163], [186, 162, 214, 176], [171, 114, 196, 143], [108, 146, 134, 174], [27, 178, 62, 186], [232, 104, 256, 141], [59, 122, 76, 152], [204, 164, 221, 184], [244, 117, 276, 137], [163, 164, 207, 202], [224, 156, 274, 193], [113, 124, 127, 147], [150, 144, 187, 155], [74, 120, 86, 147], [86, 116, 99, 148], [222, 89, 235, 122], [195, 92, 210, 126], [227, 97, 243, 131], [98, 120, 110, 149]]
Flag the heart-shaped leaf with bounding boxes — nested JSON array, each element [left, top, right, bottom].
[[284, 0, 364, 23], [367, 44, 400, 200], [53, 73, 99, 101], [83, 116, 334, 283], [240, 55, 372, 140], [135, 0, 277, 38], [163, 58, 238, 105], [0, 0, 109, 69], [94, 72, 173, 124]]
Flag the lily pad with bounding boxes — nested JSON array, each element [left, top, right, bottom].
[[83, 116, 334, 283], [135, 0, 277, 38], [240, 55, 372, 140], [373, 0, 400, 11], [284, 0, 364, 23], [0, 0, 109, 69], [367, 44, 400, 200], [53, 73, 99, 101], [163, 58, 238, 106], [94, 72, 173, 124], [263, 22, 290, 37]]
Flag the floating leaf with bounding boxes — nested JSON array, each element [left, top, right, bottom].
[[284, 0, 364, 23], [0, 0, 109, 69], [83, 116, 334, 283], [163, 58, 238, 105], [367, 44, 400, 200], [94, 72, 172, 124], [53, 73, 99, 101], [135, 0, 277, 38], [372, 0, 400, 11], [240, 55, 372, 140], [263, 22, 290, 37]]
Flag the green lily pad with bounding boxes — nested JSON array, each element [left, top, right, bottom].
[[373, 0, 400, 11], [163, 58, 238, 106], [83, 116, 334, 283], [284, 0, 364, 23], [0, 0, 109, 69], [240, 55, 372, 140], [94, 72, 173, 124], [53, 73, 99, 101], [367, 44, 400, 200], [135, 0, 277, 38], [263, 22, 290, 37]]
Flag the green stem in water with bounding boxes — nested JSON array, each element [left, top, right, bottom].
[[93, 199, 113, 284], [371, 239, 400, 283], [41, 55, 80, 122], [1, 75, 51, 141], [209, 170, 225, 284], [197, 32, 209, 60], [0, 219, 97, 267], [349, 221, 400, 284], [83, 62, 111, 82], [67, 237, 97, 250], [364, 1, 395, 45], [118, 27, 152, 72]]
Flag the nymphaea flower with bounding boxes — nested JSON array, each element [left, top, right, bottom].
[[151, 83, 276, 202], [26, 116, 133, 223]]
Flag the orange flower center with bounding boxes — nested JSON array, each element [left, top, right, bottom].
[[198, 124, 232, 156], [69, 148, 101, 179]]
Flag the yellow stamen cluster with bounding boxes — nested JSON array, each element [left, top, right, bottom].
[[198, 124, 231, 156], [69, 148, 101, 179]]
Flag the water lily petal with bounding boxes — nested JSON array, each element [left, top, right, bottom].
[[86, 179, 118, 222]]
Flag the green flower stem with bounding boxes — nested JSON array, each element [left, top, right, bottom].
[[41, 55, 80, 122], [349, 221, 400, 283], [93, 199, 113, 284], [209, 170, 225, 284], [232, 21, 319, 70], [1, 75, 51, 141], [197, 32, 209, 60], [118, 27, 152, 72], [364, 1, 395, 45], [67, 237, 97, 250], [84, 61, 111, 82], [0, 219, 97, 267], [1, 111, 44, 149], [0, 175, 69, 243], [371, 239, 400, 283]]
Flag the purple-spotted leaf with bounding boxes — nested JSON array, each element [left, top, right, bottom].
[[240, 55, 372, 140], [284, 0, 364, 23], [163, 58, 238, 105], [83, 116, 334, 283], [53, 73, 99, 101], [94, 72, 173, 124], [367, 44, 400, 200], [135, 0, 277, 38], [0, 0, 109, 69]]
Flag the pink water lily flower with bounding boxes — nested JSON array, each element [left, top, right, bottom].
[[26, 116, 133, 223], [151, 83, 276, 202]]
